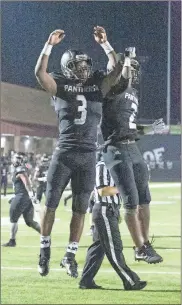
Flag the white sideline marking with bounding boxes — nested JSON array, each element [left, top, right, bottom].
[[151, 223, 180, 226], [149, 183, 180, 188], [151, 201, 175, 205], [1, 266, 180, 275]]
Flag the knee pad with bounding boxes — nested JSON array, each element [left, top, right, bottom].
[[124, 208, 137, 216], [72, 192, 90, 214]]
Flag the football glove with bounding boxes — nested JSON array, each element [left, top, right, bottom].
[[125, 47, 136, 59], [152, 118, 169, 134]]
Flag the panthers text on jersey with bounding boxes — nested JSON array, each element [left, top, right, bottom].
[[101, 84, 138, 144], [50, 71, 104, 152]]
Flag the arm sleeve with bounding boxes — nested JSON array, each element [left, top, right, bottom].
[[95, 162, 109, 189], [107, 75, 129, 96]]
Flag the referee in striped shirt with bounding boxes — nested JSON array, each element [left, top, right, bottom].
[[79, 151, 147, 290]]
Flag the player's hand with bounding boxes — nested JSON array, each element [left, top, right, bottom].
[[152, 118, 169, 134], [47, 29, 65, 45], [94, 26, 107, 44], [125, 47, 136, 59], [34, 203, 41, 213]]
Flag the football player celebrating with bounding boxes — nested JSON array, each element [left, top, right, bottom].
[[35, 26, 130, 277], [101, 49, 164, 264], [2, 153, 40, 247]]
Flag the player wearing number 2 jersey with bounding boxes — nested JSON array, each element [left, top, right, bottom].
[[35, 27, 128, 278], [102, 49, 163, 265]]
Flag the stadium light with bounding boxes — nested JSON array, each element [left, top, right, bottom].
[[1, 136, 6, 148], [24, 137, 30, 150]]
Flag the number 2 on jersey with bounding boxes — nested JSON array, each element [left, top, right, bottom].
[[129, 102, 138, 129], [74, 95, 87, 125]]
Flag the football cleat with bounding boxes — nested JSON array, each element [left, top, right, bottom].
[[124, 280, 147, 291], [144, 240, 163, 264], [60, 256, 78, 278], [38, 255, 49, 276], [79, 281, 103, 289], [2, 239, 16, 247], [134, 244, 163, 264]]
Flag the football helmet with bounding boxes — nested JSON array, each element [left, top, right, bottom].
[[40, 154, 49, 166], [60, 50, 92, 82], [107, 51, 140, 85], [12, 153, 25, 167]]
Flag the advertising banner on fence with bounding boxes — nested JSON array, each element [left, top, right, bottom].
[[138, 135, 181, 182]]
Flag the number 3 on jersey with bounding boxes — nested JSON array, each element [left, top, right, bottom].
[[129, 102, 138, 129], [74, 95, 87, 125]]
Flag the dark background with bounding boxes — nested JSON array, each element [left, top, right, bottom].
[[1, 1, 181, 123]]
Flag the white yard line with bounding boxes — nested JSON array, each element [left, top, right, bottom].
[[1, 266, 180, 275], [149, 183, 180, 188], [150, 201, 175, 205], [1, 244, 180, 251], [168, 196, 181, 199]]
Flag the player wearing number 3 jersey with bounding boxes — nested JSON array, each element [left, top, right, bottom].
[[35, 27, 128, 278]]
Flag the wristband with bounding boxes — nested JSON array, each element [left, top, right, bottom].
[[28, 191, 34, 198], [41, 42, 53, 56], [123, 57, 131, 67], [100, 41, 114, 55]]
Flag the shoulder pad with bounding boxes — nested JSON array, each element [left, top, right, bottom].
[[15, 166, 26, 175]]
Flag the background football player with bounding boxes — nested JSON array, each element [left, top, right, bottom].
[[33, 154, 49, 204], [2, 153, 40, 247]]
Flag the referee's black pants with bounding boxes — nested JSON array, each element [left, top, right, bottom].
[[80, 203, 140, 289]]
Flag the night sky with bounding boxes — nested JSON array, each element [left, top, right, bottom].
[[1, 1, 181, 123]]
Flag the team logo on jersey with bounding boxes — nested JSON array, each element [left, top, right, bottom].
[[64, 84, 99, 93], [125, 92, 138, 104]]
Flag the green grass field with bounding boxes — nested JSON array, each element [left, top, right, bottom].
[[1, 183, 181, 304]]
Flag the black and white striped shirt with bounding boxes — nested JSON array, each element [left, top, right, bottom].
[[95, 161, 120, 206]]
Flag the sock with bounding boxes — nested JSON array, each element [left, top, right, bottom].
[[66, 242, 78, 256], [40, 235, 51, 248], [10, 223, 18, 240]]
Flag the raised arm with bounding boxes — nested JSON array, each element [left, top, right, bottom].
[[103, 48, 139, 97], [100, 61, 126, 97], [94, 26, 118, 71], [35, 29, 65, 95]]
